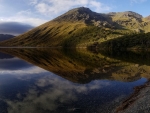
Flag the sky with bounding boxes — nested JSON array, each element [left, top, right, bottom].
[[0, 0, 149, 35]]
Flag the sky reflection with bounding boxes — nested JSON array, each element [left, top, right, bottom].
[[0, 69, 146, 113]]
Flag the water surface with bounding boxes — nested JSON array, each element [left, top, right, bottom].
[[0, 48, 149, 113]]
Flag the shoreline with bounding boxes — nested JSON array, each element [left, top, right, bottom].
[[115, 79, 150, 113]]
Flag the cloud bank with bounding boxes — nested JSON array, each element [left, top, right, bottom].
[[0, 22, 34, 35]]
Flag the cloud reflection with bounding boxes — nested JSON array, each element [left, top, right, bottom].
[[5, 72, 110, 113], [0, 57, 48, 82], [0, 57, 33, 70]]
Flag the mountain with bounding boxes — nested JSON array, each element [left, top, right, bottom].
[[0, 7, 150, 47], [108, 11, 143, 29], [0, 34, 14, 42], [108, 11, 143, 21]]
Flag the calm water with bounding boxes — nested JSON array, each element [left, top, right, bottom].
[[0, 48, 149, 113]]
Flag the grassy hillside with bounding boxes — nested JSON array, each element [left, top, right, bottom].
[[0, 22, 87, 47], [0, 21, 131, 47]]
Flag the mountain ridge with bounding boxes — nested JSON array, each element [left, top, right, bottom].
[[53, 7, 113, 28]]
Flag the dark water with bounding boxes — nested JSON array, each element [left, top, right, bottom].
[[0, 48, 149, 113]]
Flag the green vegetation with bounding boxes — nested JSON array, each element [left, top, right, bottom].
[[63, 26, 112, 47], [98, 32, 150, 50]]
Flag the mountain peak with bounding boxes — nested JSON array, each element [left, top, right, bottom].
[[53, 7, 94, 22], [67, 7, 92, 13], [53, 7, 113, 28], [122, 11, 143, 18]]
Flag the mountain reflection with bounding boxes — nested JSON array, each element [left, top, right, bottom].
[[0, 48, 150, 83], [0, 52, 33, 70]]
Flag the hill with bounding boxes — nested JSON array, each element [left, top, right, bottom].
[[0, 34, 14, 42], [0, 7, 150, 48]]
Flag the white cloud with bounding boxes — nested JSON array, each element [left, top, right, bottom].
[[29, 0, 38, 5], [89, 1, 111, 12], [0, 17, 47, 26], [36, 3, 50, 14], [131, 0, 147, 3], [0, 6, 48, 26], [17, 10, 32, 15], [15, 10, 48, 26], [33, 0, 111, 16]]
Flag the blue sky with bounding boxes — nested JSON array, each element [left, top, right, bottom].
[[0, 0, 149, 35]]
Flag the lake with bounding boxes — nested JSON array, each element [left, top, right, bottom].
[[0, 48, 149, 113]]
